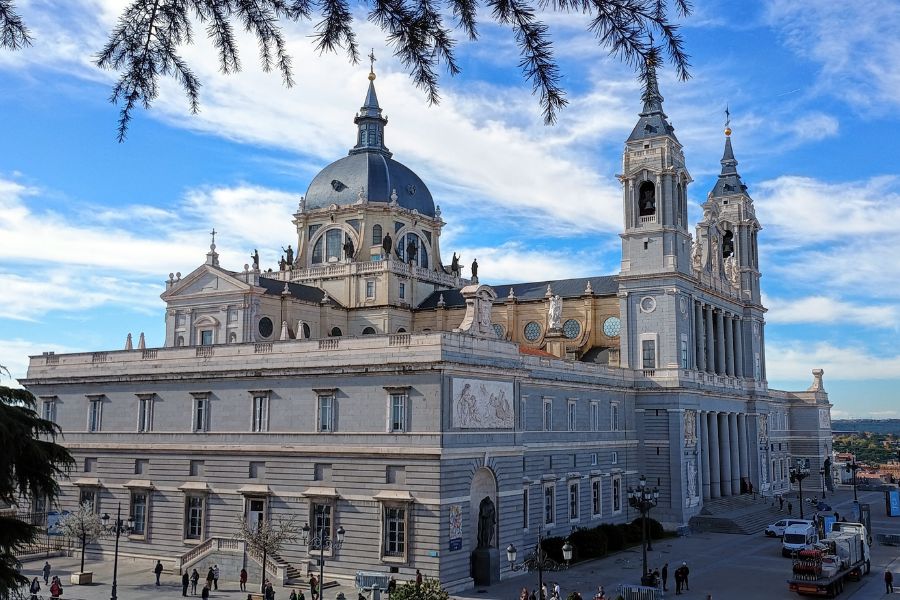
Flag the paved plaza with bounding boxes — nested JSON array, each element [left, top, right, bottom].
[[18, 489, 899, 600]]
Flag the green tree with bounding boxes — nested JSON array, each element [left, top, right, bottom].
[[0, 367, 74, 598], [389, 576, 449, 600], [0, 0, 691, 139], [57, 501, 107, 575]]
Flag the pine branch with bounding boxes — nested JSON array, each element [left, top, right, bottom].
[[313, 0, 360, 64], [0, 0, 31, 49]]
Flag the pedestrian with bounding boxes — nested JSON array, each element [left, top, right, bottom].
[[213, 565, 220, 590], [29, 576, 41, 600], [265, 581, 275, 600], [662, 563, 669, 591], [183, 572, 190, 596], [530, 588, 537, 600], [206, 567, 215, 590], [553, 582, 561, 599], [787, 501, 793, 516], [387, 577, 396, 599], [681, 562, 690, 591], [834, 511, 840, 522], [519, 587, 528, 600], [240, 568, 248, 592], [416, 569, 422, 592], [886, 569, 894, 594], [594, 586, 605, 600], [49, 577, 62, 600], [155, 560, 164, 586], [541, 583, 547, 600], [674, 566, 683, 595], [290, 589, 299, 600], [778, 495, 784, 510], [309, 573, 319, 600], [652, 569, 660, 588], [299, 590, 306, 600], [201, 584, 210, 600], [42, 561, 52, 585], [191, 569, 200, 595]]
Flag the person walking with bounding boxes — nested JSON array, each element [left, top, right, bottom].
[[290, 589, 299, 600], [886, 569, 894, 593], [416, 569, 422, 592], [594, 586, 605, 600], [787, 501, 793, 516], [182, 572, 190, 596], [240, 568, 248, 592], [49, 577, 62, 600], [662, 563, 669, 591], [42, 561, 52, 585], [201, 584, 210, 600], [519, 587, 528, 600], [206, 567, 215, 590], [29, 576, 41, 600], [213, 565, 220, 590], [155, 560, 164, 586], [191, 569, 200, 595], [309, 573, 319, 600], [681, 562, 690, 591]]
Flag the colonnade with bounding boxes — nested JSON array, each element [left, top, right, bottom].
[[698, 411, 752, 499], [693, 301, 745, 377]]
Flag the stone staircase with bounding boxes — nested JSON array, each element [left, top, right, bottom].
[[689, 494, 786, 535]]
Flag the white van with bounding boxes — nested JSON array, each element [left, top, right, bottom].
[[782, 523, 819, 556], [765, 518, 812, 538]]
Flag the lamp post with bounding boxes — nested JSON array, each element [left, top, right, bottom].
[[845, 459, 861, 503], [101, 503, 134, 600], [301, 522, 345, 600], [626, 475, 659, 587], [505, 530, 572, 600], [789, 463, 810, 519]]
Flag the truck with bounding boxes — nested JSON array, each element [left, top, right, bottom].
[[787, 529, 871, 596]]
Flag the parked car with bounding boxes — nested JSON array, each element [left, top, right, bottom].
[[782, 523, 819, 557], [765, 519, 813, 538]]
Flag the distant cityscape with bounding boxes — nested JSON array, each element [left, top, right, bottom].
[[831, 420, 900, 487], [832, 419, 900, 436]]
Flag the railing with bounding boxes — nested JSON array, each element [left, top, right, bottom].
[[616, 583, 663, 600], [639, 214, 657, 224], [318, 339, 339, 350], [642, 369, 656, 377], [179, 538, 215, 569], [196, 346, 214, 358], [45, 354, 59, 365], [175, 537, 244, 573], [254, 343, 273, 354], [92, 352, 108, 364], [247, 547, 286, 582], [142, 349, 158, 360], [389, 334, 410, 346], [15, 535, 71, 558]]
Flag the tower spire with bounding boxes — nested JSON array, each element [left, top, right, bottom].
[[709, 115, 746, 198], [351, 53, 391, 157], [627, 56, 676, 142]]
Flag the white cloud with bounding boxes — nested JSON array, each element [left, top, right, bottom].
[[764, 294, 899, 328], [766, 340, 900, 381], [453, 242, 609, 284]]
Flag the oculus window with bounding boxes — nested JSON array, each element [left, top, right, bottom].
[[524, 321, 542, 341], [602, 316, 621, 337], [563, 319, 581, 339]]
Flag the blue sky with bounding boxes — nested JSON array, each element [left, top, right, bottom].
[[1, 0, 899, 418]]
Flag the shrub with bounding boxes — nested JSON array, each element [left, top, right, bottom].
[[569, 526, 608, 560], [540, 535, 567, 563], [600, 523, 624, 552], [629, 517, 665, 540], [390, 578, 449, 600]]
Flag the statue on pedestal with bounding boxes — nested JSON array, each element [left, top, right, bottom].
[[476, 496, 496, 548], [548, 295, 563, 330]]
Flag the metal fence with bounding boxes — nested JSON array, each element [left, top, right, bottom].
[[616, 583, 664, 600]]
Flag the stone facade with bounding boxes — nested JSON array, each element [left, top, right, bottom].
[[21, 65, 832, 591]]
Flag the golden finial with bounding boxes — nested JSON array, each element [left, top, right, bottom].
[[724, 105, 732, 136], [368, 49, 376, 81]]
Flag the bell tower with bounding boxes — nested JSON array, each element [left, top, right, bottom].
[[619, 63, 693, 277]]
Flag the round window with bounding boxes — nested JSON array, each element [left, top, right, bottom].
[[524, 321, 542, 341], [563, 319, 581, 339], [639, 296, 657, 313], [492, 323, 505, 338], [258, 317, 274, 338], [602, 316, 621, 337]]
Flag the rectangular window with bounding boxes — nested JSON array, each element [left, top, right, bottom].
[[567, 400, 577, 432], [314, 463, 332, 481], [193, 397, 207, 432], [591, 478, 602, 517], [612, 475, 622, 514], [590, 453, 598, 466], [543, 483, 555, 525], [185, 496, 204, 539], [611, 403, 620, 431], [201, 330, 213, 345], [399, 282, 406, 299], [135, 459, 149, 475], [681, 338, 689, 369], [88, 398, 102, 432], [41, 398, 56, 423], [590, 401, 600, 431], [79, 488, 97, 512], [543, 399, 553, 431], [772, 460, 777, 482], [390, 393, 407, 432], [251, 394, 269, 432], [366, 280, 376, 299], [755, 353, 761, 380], [383, 506, 406, 557], [520, 396, 527, 430], [84, 457, 97, 472], [189, 460, 204, 477], [318, 395, 334, 432], [386, 465, 406, 485], [130, 491, 148, 536], [611, 451, 618, 465], [642, 339, 656, 369], [249, 461, 265, 479], [137, 395, 153, 432], [569, 481, 579, 521], [523, 487, 529, 530], [311, 503, 332, 544]]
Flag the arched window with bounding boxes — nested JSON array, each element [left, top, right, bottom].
[[362, 327, 376, 335], [638, 181, 656, 217], [312, 228, 351, 264], [176, 336, 184, 347], [676, 183, 684, 226], [397, 328, 407, 333], [722, 230, 734, 258], [372, 224, 383, 247], [330, 327, 343, 337], [396, 232, 429, 268]]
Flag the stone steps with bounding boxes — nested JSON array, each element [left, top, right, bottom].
[[690, 495, 787, 535]]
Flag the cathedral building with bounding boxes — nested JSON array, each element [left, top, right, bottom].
[[22, 64, 832, 590]]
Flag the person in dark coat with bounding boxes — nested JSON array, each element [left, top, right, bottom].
[[674, 567, 683, 595], [787, 501, 793, 515], [182, 572, 190, 596], [681, 562, 690, 590], [886, 569, 894, 593], [201, 584, 210, 600], [155, 560, 164, 586], [661, 563, 669, 591], [191, 569, 200, 594], [240, 569, 248, 592]]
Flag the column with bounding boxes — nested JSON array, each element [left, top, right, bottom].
[[735, 318, 745, 378], [738, 414, 749, 488], [715, 309, 726, 375], [708, 412, 721, 499], [700, 411, 711, 500], [695, 301, 706, 372], [705, 306, 715, 374], [729, 413, 740, 495], [725, 314, 735, 377], [718, 412, 732, 496]]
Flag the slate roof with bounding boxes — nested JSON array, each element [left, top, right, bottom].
[[257, 276, 343, 307], [709, 134, 750, 198], [627, 63, 678, 143], [416, 276, 618, 309]]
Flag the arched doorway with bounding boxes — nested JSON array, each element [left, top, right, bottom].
[[470, 467, 500, 585]]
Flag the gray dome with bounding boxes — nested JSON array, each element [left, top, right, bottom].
[[304, 152, 435, 217]]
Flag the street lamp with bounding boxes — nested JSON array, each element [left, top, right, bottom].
[[845, 459, 861, 503], [789, 463, 810, 519], [101, 504, 134, 600], [627, 475, 659, 587], [301, 521, 345, 600], [505, 530, 572, 600]]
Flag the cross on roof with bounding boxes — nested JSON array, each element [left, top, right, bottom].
[[368, 49, 376, 75], [725, 105, 731, 129], [210, 228, 217, 246]]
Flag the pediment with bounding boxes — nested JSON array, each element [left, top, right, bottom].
[[160, 265, 251, 301]]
